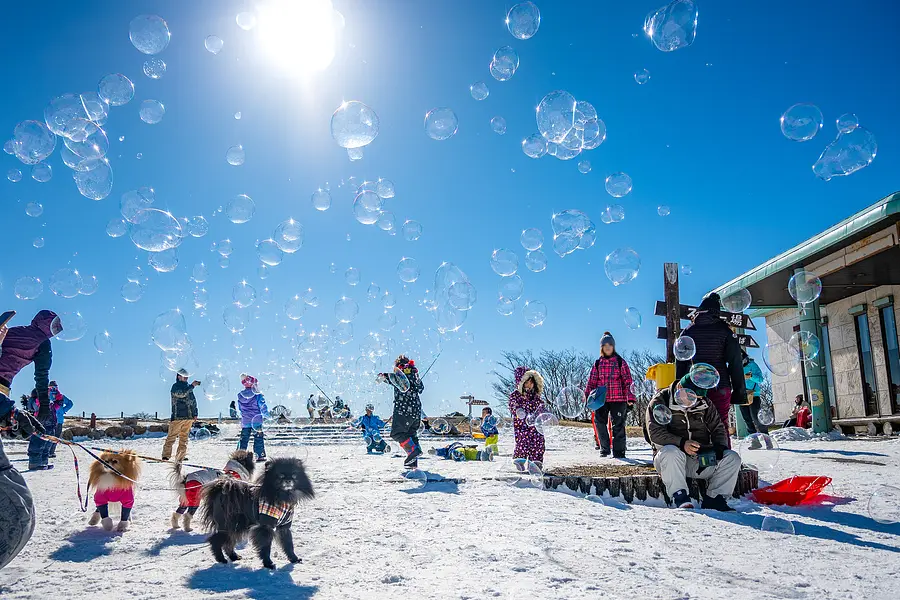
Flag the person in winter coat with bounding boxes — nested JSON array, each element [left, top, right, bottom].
[[306, 394, 316, 420], [645, 375, 742, 511], [0, 310, 61, 470], [352, 403, 390, 453], [386, 355, 425, 469], [740, 351, 768, 435], [47, 381, 74, 459], [229, 400, 238, 419], [0, 320, 52, 570], [480, 407, 500, 455], [784, 395, 811, 429], [162, 368, 200, 462], [508, 367, 546, 467], [236, 374, 269, 461], [675, 293, 747, 437], [585, 332, 636, 458]]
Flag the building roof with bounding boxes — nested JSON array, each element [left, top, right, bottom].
[[712, 191, 900, 307]]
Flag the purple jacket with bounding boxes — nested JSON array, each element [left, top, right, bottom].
[[0, 310, 56, 410], [237, 389, 269, 427]]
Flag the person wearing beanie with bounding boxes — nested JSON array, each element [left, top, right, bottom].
[[674, 293, 747, 438], [162, 368, 200, 461], [585, 331, 636, 458], [387, 355, 425, 469], [644, 374, 741, 511], [236, 374, 269, 461]]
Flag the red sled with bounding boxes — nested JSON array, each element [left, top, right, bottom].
[[751, 476, 832, 506]]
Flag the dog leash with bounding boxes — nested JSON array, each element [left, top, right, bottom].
[[88, 447, 219, 472]]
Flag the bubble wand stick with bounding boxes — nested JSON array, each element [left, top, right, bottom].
[[419, 351, 443, 380], [292, 359, 334, 404]]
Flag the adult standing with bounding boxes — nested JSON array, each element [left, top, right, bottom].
[[585, 332, 636, 458], [162, 368, 200, 461], [306, 394, 316, 420], [675, 293, 746, 436], [740, 351, 767, 435]]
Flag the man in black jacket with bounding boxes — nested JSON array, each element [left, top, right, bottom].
[[162, 368, 200, 461], [675, 293, 746, 437]]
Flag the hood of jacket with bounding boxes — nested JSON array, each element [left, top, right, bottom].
[[32, 310, 59, 338], [517, 369, 544, 397]]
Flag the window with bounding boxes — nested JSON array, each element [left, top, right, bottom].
[[854, 313, 878, 416], [821, 323, 838, 417], [879, 306, 900, 414]]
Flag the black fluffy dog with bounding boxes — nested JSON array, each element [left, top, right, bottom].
[[198, 457, 314, 569]]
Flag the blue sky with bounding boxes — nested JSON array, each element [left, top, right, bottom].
[[1, 0, 898, 419]]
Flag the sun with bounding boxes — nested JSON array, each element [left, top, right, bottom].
[[257, 0, 342, 76]]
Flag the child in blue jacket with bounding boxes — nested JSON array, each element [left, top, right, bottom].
[[352, 403, 391, 453], [237, 374, 269, 462], [480, 407, 499, 455], [47, 381, 73, 459]]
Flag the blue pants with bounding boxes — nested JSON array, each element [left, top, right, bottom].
[[365, 434, 387, 453], [27, 415, 56, 468], [238, 427, 265, 457]]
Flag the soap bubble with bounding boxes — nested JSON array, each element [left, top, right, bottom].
[[256, 239, 284, 266], [491, 249, 518, 277], [6, 168, 22, 182], [722, 289, 752, 313], [130, 209, 183, 252], [836, 113, 859, 134], [352, 193, 381, 225], [604, 248, 641, 286], [192, 263, 209, 283], [236, 11, 257, 30], [424, 108, 459, 141], [77, 275, 98, 296], [431, 418, 450, 435], [788, 330, 821, 363], [788, 271, 822, 306], [311, 189, 332, 211], [347, 147, 363, 161], [232, 281, 256, 308], [523, 300, 547, 327], [738, 433, 779, 472], [64, 121, 108, 160], [674, 336, 696, 361], [120, 187, 155, 223], [49, 268, 83, 298], [673, 387, 698, 408], [139, 99, 165, 124], [149, 248, 179, 273], [607, 204, 625, 223], [121, 281, 144, 302], [534, 412, 559, 435], [382, 291, 396, 309], [761, 516, 795, 536], [812, 126, 877, 181], [226, 194, 255, 223], [780, 103, 823, 142], [14, 276, 43, 300], [376, 179, 395, 199], [186, 216, 209, 238], [402, 220, 422, 241], [522, 133, 548, 158], [536, 91, 577, 144], [30, 163, 52, 183], [142, 58, 166, 79], [605, 172, 633, 197], [758, 408, 775, 427], [577, 160, 591, 174], [556, 386, 586, 419], [376, 211, 396, 232], [331, 101, 379, 149], [488, 116, 507, 136], [55, 311, 87, 342], [634, 68, 650, 84], [151, 309, 188, 352], [506, 1, 541, 39], [97, 73, 135, 106], [868, 485, 900, 525], [43, 94, 88, 139], [93, 331, 112, 354], [25, 202, 43, 217], [489, 46, 519, 81], [658, 205, 671, 217], [689, 363, 720, 389], [13, 120, 56, 165], [652, 404, 673, 425], [681, 265, 692, 276], [378, 312, 397, 332], [32, 237, 44, 248], [226, 145, 245, 166], [129, 15, 170, 54], [397, 257, 420, 283], [525, 250, 547, 273], [335, 296, 359, 323], [79, 91, 108, 124], [345, 267, 360, 286], [520, 228, 543, 251], [499, 275, 524, 302], [126, 265, 144, 283], [274, 219, 304, 253], [205, 35, 224, 54], [223, 305, 248, 333], [448, 281, 477, 311], [470, 82, 489, 101], [624, 307, 642, 329], [643, 0, 698, 52]]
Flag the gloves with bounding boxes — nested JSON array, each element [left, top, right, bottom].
[[7, 408, 45, 439]]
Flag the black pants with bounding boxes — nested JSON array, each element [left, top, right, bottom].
[[739, 397, 768, 435], [390, 416, 420, 445], [593, 403, 628, 457]]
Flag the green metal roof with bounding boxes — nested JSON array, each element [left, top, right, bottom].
[[713, 191, 900, 304]]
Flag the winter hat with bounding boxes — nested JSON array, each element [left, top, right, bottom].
[[677, 374, 707, 397], [699, 293, 722, 314], [365, 403, 374, 411], [177, 368, 189, 378], [600, 331, 616, 348], [242, 374, 258, 388]]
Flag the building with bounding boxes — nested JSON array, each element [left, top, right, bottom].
[[712, 191, 900, 435]]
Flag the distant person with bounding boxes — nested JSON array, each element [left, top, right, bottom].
[[784, 394, 811, 429], [229, 400, 238, 419], [47, 381, 74, 459], [352, 403, 390, 453], [306, 394, 316, 420], [585, 332, 636, 458], [480, 407, 499, 455], [162, 369, 200, 462], [509, 367, 546, 468], [740, 351, 768, 436], [675, 293, 747, 438], [236, 374, 269, 462], [645, 375, 741, 511]]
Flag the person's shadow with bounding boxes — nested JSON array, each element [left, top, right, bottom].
[[187, 564, 318, 599], [765, 494, 900, 538], [398, 470, 460, 494], [50, 528, 122, 562], [144, 530, 207, 557]]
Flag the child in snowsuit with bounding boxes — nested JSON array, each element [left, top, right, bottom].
[[509, 367, 546, 468], [386, 355, 425, 469], [352, 403, 391, 453], [47, 381, 73, 459], [429, 442, 494, 461], [480, 407, 499, 455], [237, 374, 269, 462]]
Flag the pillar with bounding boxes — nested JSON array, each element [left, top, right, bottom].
[[795, 268, 832, 433]]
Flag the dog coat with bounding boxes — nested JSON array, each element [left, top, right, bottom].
[[94, 487, 135, 509], [182, 459, 251, 508], [258, 499, 293, 527]]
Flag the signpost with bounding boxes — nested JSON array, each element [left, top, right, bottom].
[[655, 286, 760, 349], [653, 301, 757, 331]]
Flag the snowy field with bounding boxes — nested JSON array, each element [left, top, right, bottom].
[[1, 426, 899, 600]]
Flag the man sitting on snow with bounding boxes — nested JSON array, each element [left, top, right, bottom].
[[645, 375, 741, 511]]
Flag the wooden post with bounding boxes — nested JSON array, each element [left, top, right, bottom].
[[90, 413, 96, 430], [664, 263, 681, 362]]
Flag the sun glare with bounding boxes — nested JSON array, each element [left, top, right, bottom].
[[257, 0, 342, 76]]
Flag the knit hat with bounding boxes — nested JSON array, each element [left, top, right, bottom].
[[677, 374, 707, 397], [242, 374, 258, 388], [699, 293, 722, 314], [177, 368, 189, 378], [600, 331, 615, 348]]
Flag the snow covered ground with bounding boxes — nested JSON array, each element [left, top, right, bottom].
[[1, 426, 899, 600]]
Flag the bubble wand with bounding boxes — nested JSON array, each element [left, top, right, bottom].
[[419, 351, 443, 380], [292, 359, 333, 404]]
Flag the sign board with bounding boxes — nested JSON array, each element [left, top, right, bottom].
[[654, 301, 757, 331], [657, 327, 759, 349]]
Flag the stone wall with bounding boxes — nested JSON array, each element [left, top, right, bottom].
[[764, 307, 805, 422]]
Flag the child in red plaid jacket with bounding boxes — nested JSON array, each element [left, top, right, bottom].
[[584, 332, 636, 458]]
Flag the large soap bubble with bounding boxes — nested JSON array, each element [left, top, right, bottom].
[[424, 108, 459, 141], [397, 257, 420, 283], [506, 2, 541, 40], [788, 331, 820, 363], [44, 94, 89, 138], [499, 275, 524, 302], [780, 103, 823, 142], [525, 250, 547, 272], [470, 82, 489, 101], [523, 300, 547, 327], [722, 289, 752, 313], [149, 248, 178, 273], [624, 307, 642, 330], [605, 172, 633, 198], [788, 270, 822, 306], [489, 46, 519, 81], [73, 158, 114, 200], [143, 58, 167, 79], [402, 220, 422, 241], [151, 309, 188, 352], [14, 277, 43, 300], [604, 248, 641, 286], [98, 74, 135, 106], [129, 14, 171, 55], [205, 35, 224, 54], [689, 363, 720, 389], [520, 228, 543, 251], [55, 311, 87, 342], [64, 120, 108, 159], [49, 268, 83, 298], [274, 219, 304, 253], [448, 281, 477, 311], [522, 133, 548, 158], [674, 336, 696, 360], [331, 101, 379, 149], [555, 386, 586, 419], [491, 249, 519, 277], [13, 120, 56, 165], [536, 91, 577, 144], [335, 297, 359, 323], [813, 126, 877, 181], [139, 99, 166, 124], [644, 0, 698, 52], [868, 485, 900, 525], [762, 342, 800, 377], [225, 145, 245, 166], [226, 194, 255, 223], [130, 208, 183, 252], [738, 433, 779, 473], [256, 240, 284, 266]]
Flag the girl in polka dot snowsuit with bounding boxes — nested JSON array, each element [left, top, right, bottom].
[[508, 366, 546, 465]]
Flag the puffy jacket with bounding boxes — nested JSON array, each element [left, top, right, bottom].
[[0, 310, 56, 410], [743, 358, 763, 398], [170, 381, 199, 421], [644, 384, 729, 455], [237, 389, 268, 427], [353, 414, 386, 437], [585, 354, 636, 403], [392, 367, 424, 421], [675, 310, 746, 400], [796, 406, 812, 428]]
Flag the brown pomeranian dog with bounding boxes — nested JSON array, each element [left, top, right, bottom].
[[86, 450, 142, 532]]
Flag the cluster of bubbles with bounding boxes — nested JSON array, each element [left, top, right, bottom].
[[525, 90, 607, 167], [550, 210, 595, 258], [780, 104, 877, 180], [643, 0, 698, 52]]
